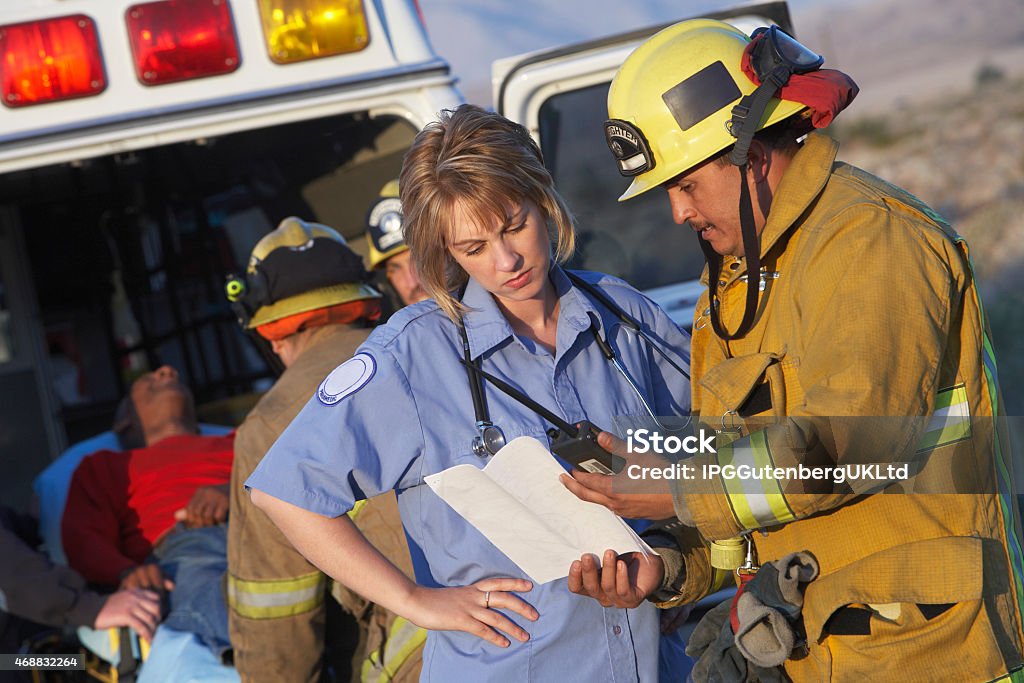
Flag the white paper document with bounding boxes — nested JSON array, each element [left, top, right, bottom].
[[424, 436, 653, 584]]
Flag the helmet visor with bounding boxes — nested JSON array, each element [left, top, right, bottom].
[[750, 26, 824, 80]]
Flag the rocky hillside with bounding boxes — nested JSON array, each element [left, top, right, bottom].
[[797, 0, 1024, 115], [831, 73, 1024, 414]]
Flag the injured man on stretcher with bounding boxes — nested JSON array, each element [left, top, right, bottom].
[[61, 365, 235, 658]]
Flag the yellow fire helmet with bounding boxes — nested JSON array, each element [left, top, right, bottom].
[[365, 179, 408, 269], [605, 19, 807, 201], [228, 216, 380, 329]]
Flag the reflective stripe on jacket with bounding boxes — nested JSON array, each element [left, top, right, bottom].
[[361, 615, 426, 683]]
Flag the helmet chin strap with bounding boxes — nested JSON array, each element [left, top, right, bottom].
[[701, 161, 762, 340], [700, 25, 827, 340], [703, 65, 790, 342]]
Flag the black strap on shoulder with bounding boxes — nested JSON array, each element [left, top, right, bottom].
[[458, 320, 489, 426], [565, 271, 642, 332], [564, 271, 689, 380]]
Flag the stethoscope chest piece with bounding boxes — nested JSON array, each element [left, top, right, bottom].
[[473, 421, 507, 458]]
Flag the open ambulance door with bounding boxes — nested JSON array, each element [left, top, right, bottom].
[[0, 206, 64, 509], [494, 2, 794, 326]]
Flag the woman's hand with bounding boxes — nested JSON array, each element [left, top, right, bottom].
[[567, 549, 663, 609], [406, 578, 537, 648], [251, 491, 539, 646]]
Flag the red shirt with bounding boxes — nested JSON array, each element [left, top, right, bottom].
[[62, 433, 234, 585]]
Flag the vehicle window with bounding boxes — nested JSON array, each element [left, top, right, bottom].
[[538, 83, 705, 290]]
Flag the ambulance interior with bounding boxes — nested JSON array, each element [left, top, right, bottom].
[[0, 112, 417, 509]]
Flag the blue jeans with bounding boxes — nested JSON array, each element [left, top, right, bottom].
[[152, 524, 230, 658]]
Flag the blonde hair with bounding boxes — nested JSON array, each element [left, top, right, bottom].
[[399, 105, 576, 322]]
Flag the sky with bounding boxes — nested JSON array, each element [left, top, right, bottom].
[[417, 0, 850, 107]]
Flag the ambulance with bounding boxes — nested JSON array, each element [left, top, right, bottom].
[[0, 0, 789, 502], [0, 0, 462, 504]]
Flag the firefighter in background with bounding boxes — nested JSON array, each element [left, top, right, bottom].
[[225, 217, 423, 683], [365, 180, 428, 307], [563, 19, 1024, 681], [358, 182, 432, 682]]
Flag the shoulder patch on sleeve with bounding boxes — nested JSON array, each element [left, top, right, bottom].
[[318, 353, 376, 406]]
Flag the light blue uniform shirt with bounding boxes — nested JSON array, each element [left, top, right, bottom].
[[247, 267, 691, 682]]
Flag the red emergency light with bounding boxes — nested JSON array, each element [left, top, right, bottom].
[[0, 15, 106, 108], [126, 0, 241, 86]]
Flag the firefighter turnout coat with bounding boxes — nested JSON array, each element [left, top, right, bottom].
[[670, 133, 1024, 681]]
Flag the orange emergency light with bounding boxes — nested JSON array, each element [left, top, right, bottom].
[[0, 14, 106, 108], [257, 0, 370, 64], [125, 0, 241, 86]]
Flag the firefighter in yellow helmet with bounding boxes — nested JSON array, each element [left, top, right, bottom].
[[563, 19, 1024, 682], [225, 217, 422, 683], [365, 180, 427, 307]]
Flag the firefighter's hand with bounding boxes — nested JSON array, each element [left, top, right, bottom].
[[406, 579, 537, 649], [175, 484, 229, 528], [94, 588, 163, 642], [568, 549, 663, 609], [560, 432, 677, 519], [119, 564, 173, 594]]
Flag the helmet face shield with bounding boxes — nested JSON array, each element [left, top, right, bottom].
[[750, 26, 823, 80]]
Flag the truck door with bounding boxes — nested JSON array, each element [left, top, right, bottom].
[[0, 206, 64, 509], [495, 2, 794, 325]]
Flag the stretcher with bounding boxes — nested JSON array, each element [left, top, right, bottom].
[[32, 425, 238, 683]]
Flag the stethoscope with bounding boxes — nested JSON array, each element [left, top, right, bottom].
[[461, 273, 690, 457]]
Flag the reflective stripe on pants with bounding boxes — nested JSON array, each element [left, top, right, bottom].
[[227, 570, 325, 619]]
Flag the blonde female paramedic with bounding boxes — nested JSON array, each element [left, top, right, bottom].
[[246, 105, 691, 682]]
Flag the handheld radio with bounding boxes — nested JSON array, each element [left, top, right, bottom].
[[459, 359, 625, 474]]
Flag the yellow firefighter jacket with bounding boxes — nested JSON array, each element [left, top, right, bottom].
[[670, 132, 1024, 681]]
